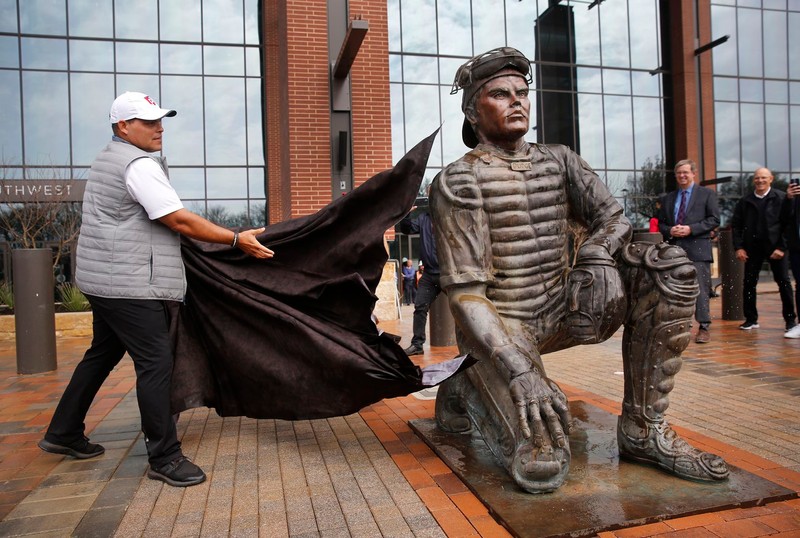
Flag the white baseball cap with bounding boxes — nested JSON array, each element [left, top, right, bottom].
[[109, 91, 177, 124]]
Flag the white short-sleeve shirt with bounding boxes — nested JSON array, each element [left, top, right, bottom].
[[125, 157, 184, 220]]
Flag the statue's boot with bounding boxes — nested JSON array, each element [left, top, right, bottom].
[[617, 242, 728, 482], [436, 360, 570, 493]]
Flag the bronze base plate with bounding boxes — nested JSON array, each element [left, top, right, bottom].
[[409, 401, 796, 538]]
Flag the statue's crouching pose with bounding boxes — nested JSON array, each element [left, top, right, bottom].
[[431, 47, 729, 494]]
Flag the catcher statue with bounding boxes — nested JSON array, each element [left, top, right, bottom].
[[430, 47, 729, 493]]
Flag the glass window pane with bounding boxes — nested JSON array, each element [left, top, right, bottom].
[[388, 0, 401, 52], [246, 78, 264, 166], [161, 44, 202, 75], [791, 106, 800, 172], [0, 36, 18, 68], [23, 72, 70, 165], [765, 81, 788, 103], [160, 0, 201, 42], [506, 1, 537, 56], [738, 8, 763, 77], [170, 168, 206, 199], [70, 40, 114, 72], [790, 13, 800, 78], [740, 79, 763, 102], [714, 76, 738, 101], [573, 6, 600, 66], [440, 58, 463, 87], [763, 10, 787, 78], [633, 97, 663, 168], [114, 0, 157, 41], [603, 69, 630, 95], [116, 42, 159, 74], [763, 0, 786, 7], [21, 38, 67, 70], [628, 0, 659, 70], [205, 78, 247, 165], [604, 95, 633, 169], [244, 0, 260, 45], [740, 103, 765, 171], [248, 168, 265, 198], [472, 0, 506, 55], [631, 71, 661, 97], [790, 82, 800, 104], [403, 84, 442, 167], [204, 45, 244, 76], [20, 0, 66, 35], [576, 67, 602, 94], [402, 56, 438, 84], [161, 76, 204, 166], [68, 0, 113, 38], [116, 74, 159, 96], [390, 83, 405, 162], [765, 105, 790, 171], [437, 0, 472, 56], [203, 200, 249, 226], [400, 0, 437, 53], [0, 0, 17, 33], [599, 2, 630, 68], [245, 47, 260, 77], [70, 73, 115, 166], [203, 0, 244, 44], [711, 6, 737, 76], [577, 93, 605, 169], [0, 70, 22, 164], [738, 0, 761, 7], [441, 85, 468, 164], [389, 54, 402, 82], [207, 167, 247, 198]]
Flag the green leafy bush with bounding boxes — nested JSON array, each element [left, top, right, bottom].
[[0, 281, 12, 310]]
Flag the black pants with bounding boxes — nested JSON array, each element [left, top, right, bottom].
[[411, 271, 441, 347], [742, 249, 796, 325], [45, 295, 182, 467]]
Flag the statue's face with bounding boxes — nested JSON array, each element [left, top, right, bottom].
[[471, 74, 530, 146]]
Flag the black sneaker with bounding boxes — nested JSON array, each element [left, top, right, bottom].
[[739, 321, 759, 330], [403, 344, 424, 356], [147, 456, 206, 487], [38, 436, 105, 459]]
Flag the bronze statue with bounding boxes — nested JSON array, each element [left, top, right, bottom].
[[430, 47, 729, 493]]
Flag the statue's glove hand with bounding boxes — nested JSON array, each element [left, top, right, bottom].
[[566, 260, 626, 344], [509, 370, 572, 448], [575, 243, 615, 267]]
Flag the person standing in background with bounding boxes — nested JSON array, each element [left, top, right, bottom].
[[731, 167, 796, 332], [657, 160, 720, 343]]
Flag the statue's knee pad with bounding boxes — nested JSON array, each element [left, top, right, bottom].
[[565, 264, 626, 344]]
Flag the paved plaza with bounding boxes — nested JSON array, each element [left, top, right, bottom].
[[0, 286, 798, 537]]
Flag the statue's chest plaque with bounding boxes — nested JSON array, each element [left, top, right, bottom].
[[510, 161, 532, 171]]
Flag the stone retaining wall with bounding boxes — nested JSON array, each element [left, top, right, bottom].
[[0, 311, 93, 342]]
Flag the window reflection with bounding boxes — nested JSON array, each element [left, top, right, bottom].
[[472, 0, 506, 55], [604, 95, 633, 169], [403, 84, 441, 167], [436, 0, 472, 57], [577, 93, 605, 169], [765, 81, 788, 103], [599, 1, 630, 68], [390, 83, 405, 163], [23, 72, 70, 165], [711, 5, 737, 76], [763, 10, 787, 78], [114, 0, 158, 41], [738, 8, 763, 77], [603, 69, 631, 95], [21, 38, 67, 70], [160, 0, 201, 42], [0, 71, 22, 164], [205, 78, 247, 166], [162, 76, 204, 166], [714, 76, 738, 101], [70, 73, 114, 166], [765, 105, 790, 171], [400, 0, 437, 53], [68, 0, 113, 38], [739, 79, 763, 102], [740, 103, 765, 171], [204, 0, 244, 44], [70, 40, 114, 72], [790, 13, 800, 78], [20, 0, 65, 35], [633, 97, 663, 169], [0, 36, 18, 68], [402, 55, 438, 84], [207, 168, 248, 198], [571, 5, 600, 66], [628, 1, 659, 70], [204, 46, 244, 76], [506, 1, 538, 55], [0, 0, 17, 33], [161, 45, 202, 75], [249, 168, 265, 198], [791, 106, 799, 172], [116, 42, 159, 74], [169, 168, 206, 199], [246, 78, 264, 166]]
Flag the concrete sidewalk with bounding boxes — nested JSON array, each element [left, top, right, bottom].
[[0, 287, 798, 537]]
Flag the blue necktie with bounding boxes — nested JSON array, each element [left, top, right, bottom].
[[677, 190, 687, 225]]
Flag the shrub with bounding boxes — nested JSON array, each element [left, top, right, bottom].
[[58, 283, 90, 312], [0, 281, 12, 310]]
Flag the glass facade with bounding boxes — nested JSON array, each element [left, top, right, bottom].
[[711, 0, 800, 213], [0, 0, 266, 226], [388, 0, 668, 228]]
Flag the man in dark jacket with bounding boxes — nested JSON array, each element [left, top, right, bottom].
[[397, 203, 440, 356], [657, 159, 720, 343], [781, 178, 800, 338], [731, 167, 796, 331]]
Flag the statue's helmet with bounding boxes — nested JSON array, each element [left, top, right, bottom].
[[451, 47, 532, 148]]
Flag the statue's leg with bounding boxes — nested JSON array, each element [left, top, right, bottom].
[[617, 242, 729, 481], [435, 321, 570, 493]]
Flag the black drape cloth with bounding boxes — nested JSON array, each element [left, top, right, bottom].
[[169, 131, 471, 420]]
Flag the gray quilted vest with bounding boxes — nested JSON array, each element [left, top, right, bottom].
[[75, 140, 186, 301]]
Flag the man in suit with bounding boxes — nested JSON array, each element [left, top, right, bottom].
[[658, 159, 720, 343], [731, 167, 796, 332]]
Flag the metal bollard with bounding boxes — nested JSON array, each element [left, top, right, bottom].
[[717, 228, 744, 320], [12, 248, 57, 374]]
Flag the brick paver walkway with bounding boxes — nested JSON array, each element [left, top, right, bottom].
[[0, 285, 798, 536]]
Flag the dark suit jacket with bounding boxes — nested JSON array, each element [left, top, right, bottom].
[[657, 185, 720, 262]]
